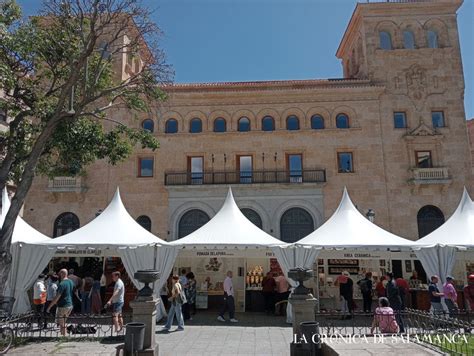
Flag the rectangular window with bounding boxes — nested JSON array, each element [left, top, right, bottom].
[[393, 112, 407, 128], [138, 157, 154, 177], [188, 156, 203, 184], [238, 155, 252, 183], [338, 152, 354, 173], [416, 151, 433, 168], [287, 154, 303, 183], [431, 111, 445, 128]]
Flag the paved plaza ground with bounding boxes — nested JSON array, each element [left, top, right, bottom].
[[7, 312, 445, 355]]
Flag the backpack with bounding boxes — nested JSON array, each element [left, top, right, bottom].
[[359, 279, 370, 293]]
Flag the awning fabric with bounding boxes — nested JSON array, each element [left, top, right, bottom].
[[295, 187, 415, 250], [170, 188, 285, 249]]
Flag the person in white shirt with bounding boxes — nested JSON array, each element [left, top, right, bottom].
[[217, 271, 238, 323], [105, 271, 125, 333], [33, 274, 47, 328]]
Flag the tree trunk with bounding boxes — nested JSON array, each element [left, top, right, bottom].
[[0, 119, 62, 292], [0, 151, 15, 193]]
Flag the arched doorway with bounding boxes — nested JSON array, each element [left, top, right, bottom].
[[53, 212, 80, 237], [178, 209, 210, 238], [417, 205, 445, 238], [241, 208, 263, 229], [280, 208, 314, 243]]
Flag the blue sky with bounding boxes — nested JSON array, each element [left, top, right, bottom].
[[17, 0, 474, 118]]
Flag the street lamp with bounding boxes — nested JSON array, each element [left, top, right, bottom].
[[366, 209, 375, 222]]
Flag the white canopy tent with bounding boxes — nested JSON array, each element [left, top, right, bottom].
[[1, 188, 54, 314], [414, 188, 474, 287], [170, 188, 286, 250], [39, 188, 178, 319], [274, 187, 416, 285]]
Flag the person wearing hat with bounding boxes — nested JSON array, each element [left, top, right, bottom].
[[463, 274, 474, 311], [443, 276, 458, 317], [428, 275, 444, 315]]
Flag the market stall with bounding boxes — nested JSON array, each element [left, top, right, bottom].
[[170, 188, 286, 312], [1, 188, 54, 314], [413, 188, 474, 309]]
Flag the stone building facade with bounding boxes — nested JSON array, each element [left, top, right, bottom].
[[23, 0, 472, 243]]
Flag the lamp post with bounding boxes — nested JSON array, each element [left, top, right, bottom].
[[366, 209, 375, 222]]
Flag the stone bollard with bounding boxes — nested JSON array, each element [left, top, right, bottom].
[[129, 296, 159, 355]]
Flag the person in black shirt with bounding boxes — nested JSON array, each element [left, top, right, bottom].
[[385, 272, 404, 333], [428, 275, 444, 315], [336, 271, 354, 319], [357, 272, 373, 313]]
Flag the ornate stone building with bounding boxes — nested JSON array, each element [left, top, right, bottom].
[[23, 0, 472, 243]]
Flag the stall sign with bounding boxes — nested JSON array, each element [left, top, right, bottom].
[[55, 249, 102, 256], [180, 249, 275, 259]]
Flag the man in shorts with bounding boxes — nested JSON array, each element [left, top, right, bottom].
[[106, 271, 125, 333], [46, 269, 74, 336]]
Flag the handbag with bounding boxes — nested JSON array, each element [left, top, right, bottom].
[[176, 285, 187, 304]]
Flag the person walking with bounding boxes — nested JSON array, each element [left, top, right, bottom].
[[33, 274, 47, 329], [370, 297, 399, 334], [46, 269, 74, 336], [262, 271, 276, 314], [217, 271, 238, 323], [163, 275, 185, 331], [45, 274, 59, 324], [68, 269, 82, 313], [463, 274, 474, 311], [105, 271, 125, 333], [428, 275, 444, 315], [335, 271, 353, 319], [385, 272, 404, 333], [357, 272, 373, 313], [443, 276, 458, 317]]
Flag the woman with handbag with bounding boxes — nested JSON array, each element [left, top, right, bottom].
[[162, 275, 185, 331]]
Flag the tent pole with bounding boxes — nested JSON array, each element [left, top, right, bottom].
[[152, 244, 158, 292]]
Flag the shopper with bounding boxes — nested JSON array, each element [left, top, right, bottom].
[[81, 274, 93, 314], [179, 269, 188, 287], [185, 272, 197, 320], [443, 276, 458, 317], [335, 271, 353, 319], [90, 275, 102, 314], [395, 277, 409, 310], [375, 276, 387, 298], [385, 272, 404, 333], [68, 269, 82, 313], [217, 271, 238, 323], [163, 275, 185, 331], [463, 274, 474, 311], [428, 275, 444, 315], [45, 274, 59, 321], [33, 274, 47, 328], [357, 272, 373, 313], [262, 271, 276, 314], [274, 272, 290, 303], [370, 297, 399, 334], [105, 271, 125, 333], [46, 269, 74, 336]]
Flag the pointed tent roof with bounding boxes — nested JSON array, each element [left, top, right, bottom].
[[415, 188, 474, 249], [42, 188, 167, 249], [170, 188, 285, 249], [0, 188, 50, 244], [296, 187, 414, 250]]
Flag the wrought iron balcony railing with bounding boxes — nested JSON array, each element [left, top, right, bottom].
[[164, 169, 326, 186]]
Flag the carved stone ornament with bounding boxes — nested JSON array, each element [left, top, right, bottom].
[[405, 121, 442, 140], [405, 64, 427, 103]]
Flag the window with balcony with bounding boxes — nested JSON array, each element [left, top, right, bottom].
[[262, 116, 275, 131], [213, 118, 226, 132], [416, 151, 432, 168], [165, 119, 178, 133], [311, 115, 324, 130], [188, 156, 203, 184], [338, 152, 353, 173], [141, 119, 154, 132], [238, 117, 250, 132], [336, 114, 350, 129], [379, 31, 392, 50], [138, 157, 154, 177], [53, 212, 80, 237], [286, 115, 300, 131], [394, 112, 407, 128], [238, 155, 252, 183], [190, 118, 202, 133], [287, 154, 303, 183], [431, 111, 445, 128]]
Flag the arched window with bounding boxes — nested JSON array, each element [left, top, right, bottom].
[[136, 215, 151, 232], [379, 31, 392, 50], [417, 205, 445, 239], [178, 209, 210, 238], [53, 212, 80, 237], [213, 118, 226, 133], [311, 115, 324, 130], [141, 119, 154, 132], [190, 118, 202, 133], [241, 208, 263, 229], [286, 115, 300, 131], [165, 119, 178, 134], [336, 114, 350, 129], [238, 117, 250, 132], [403, 31, 415, 49], [262, 116, 275, 131], [427, 30, 438, 48], [280, 208, 314, 243]]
